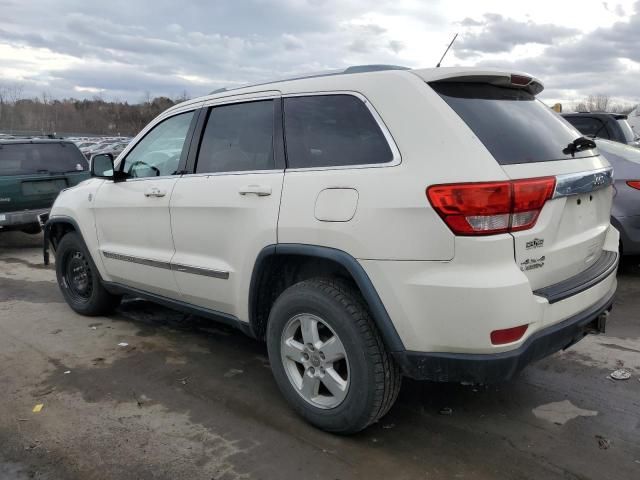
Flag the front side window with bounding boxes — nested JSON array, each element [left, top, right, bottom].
[[195, 100, 275, 174], [283, 95, 393, 169], [122, 111, 194, 178]]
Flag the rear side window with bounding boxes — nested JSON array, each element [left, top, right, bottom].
[[0, 143, 87, 176], [283, 95, 393, 168], [196, 100, 275, 173], [431, 82, 595, 165], [617, 119, 637, 142], [564, 116, 610, 139]]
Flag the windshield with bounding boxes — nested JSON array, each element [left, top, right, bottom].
[[0, 143, 88, 176], [617, 119, 637, 142], [430, 82, 597, 165]]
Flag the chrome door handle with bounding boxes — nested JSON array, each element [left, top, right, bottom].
[[144, 187, 166, 197], [238, 185, 272, 196]]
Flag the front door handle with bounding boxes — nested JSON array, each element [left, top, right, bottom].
[[238, 185, 272, 196], [144, 186, 166, 197]]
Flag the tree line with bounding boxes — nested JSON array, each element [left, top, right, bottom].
[[573, 94, 638, 114], [0, 84, 189, 136]]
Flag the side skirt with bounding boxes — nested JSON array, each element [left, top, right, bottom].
[[103, 281, 255, 338]]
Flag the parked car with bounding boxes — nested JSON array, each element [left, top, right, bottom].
[[562, 112, 640, 147], [0, 139, 89, 233], [594, 139, 640, 257], [43, 66, 618, 433]]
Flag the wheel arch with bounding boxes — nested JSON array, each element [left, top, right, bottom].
[[249, 244, 405, 352]]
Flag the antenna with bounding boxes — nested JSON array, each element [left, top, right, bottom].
[[436, 33, 458, 68]]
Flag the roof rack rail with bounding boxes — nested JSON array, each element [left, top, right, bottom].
[[207, 64, 409, 95]]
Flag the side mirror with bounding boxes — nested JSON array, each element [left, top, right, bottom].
[[90, 153, 114, 178], [90, 153, 127, 182]]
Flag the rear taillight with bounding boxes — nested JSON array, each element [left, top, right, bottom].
[[427, 177, 556, 236], [627, 181, 640, 190]]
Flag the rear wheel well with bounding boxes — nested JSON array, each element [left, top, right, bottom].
[[251, 254, 358, 340]]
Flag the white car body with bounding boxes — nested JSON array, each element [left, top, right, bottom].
[[46, 65, 618, 431]]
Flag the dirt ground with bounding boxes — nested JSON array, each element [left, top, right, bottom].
[[0, 231, 639, 480]]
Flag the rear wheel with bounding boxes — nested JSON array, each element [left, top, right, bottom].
[[55, 232, 121, 315], [266, 278, 401, 434]]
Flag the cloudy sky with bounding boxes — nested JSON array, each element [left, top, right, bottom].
[[0, 0, 638, 106]]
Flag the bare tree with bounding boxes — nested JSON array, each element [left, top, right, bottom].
[[574, 94, 638, 115]]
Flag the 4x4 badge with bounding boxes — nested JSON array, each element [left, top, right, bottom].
[[525, 238, 544, 250]]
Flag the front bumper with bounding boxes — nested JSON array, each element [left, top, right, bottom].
[[393, 288, 615, 383], [0, 208, 49, 230]]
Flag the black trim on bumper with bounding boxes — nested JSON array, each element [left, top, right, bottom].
[[393, 288, 616, 383], [533, 250, 618, 304]]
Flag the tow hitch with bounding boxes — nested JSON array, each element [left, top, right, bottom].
[[584, 309, 609, 335]]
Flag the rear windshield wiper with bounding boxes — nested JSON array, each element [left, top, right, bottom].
[[563, 136, 597, 157]]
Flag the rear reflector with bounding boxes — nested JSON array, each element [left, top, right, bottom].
[[490, 324, 528, 345], [627, 181, 640, 190], [427, 177, 556, 235]]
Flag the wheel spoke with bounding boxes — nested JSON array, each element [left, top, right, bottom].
[[319, 336, 345, 363], [300, 371, 320, 398], [300, 315, 321, 347], [282, 338, 305, 363], [321, 368, 348, 402]]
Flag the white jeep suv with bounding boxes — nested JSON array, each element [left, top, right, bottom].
[[44, 66, 619, 433]]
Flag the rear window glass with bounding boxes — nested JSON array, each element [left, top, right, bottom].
[[431, 82, 595, 165], [284, 95, 393, 168], [564, 116, 611, 139], [0, 143, 87, 176]]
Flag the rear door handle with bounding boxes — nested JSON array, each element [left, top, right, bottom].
[[238, 185, 272, 196], [144, 186, 166, 197]]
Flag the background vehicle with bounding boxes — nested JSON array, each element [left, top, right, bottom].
[[0, 139, 89, 233], [595, 139, 640, 259], [562, 112, 640, 147], [45, 66, 618, 433]]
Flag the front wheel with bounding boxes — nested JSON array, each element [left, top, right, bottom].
[[55, 232, 121, 316], [266, 278, 401, 434]]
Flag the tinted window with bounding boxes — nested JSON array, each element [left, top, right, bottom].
[[431, 82, 596, 165], [122, 111, 194, 178], [564, 116, 610, 139], [0, 143, 87, 176], [284, 95, 393, 168], [196, 100, 274, 173]]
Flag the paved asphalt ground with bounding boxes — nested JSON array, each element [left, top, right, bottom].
[[0, 231, 638, 480]]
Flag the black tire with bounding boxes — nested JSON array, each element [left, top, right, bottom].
[[55, 232, 121, 316], [266, 278, 401, 434]]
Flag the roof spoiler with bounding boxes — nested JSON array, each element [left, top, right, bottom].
[[431, 73, 543, 95]]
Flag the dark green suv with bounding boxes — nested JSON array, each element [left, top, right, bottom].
[[0, 139, 90, 234]]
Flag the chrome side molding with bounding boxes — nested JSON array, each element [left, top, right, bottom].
[[553, 167, 613, 198], [103, 251, 171, 270], [171, 263, 229, 280], [102, 250, 229, 279]]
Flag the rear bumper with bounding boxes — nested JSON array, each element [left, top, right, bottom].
[[0, 208, 49, 230], [393, 288, 615, 383]]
